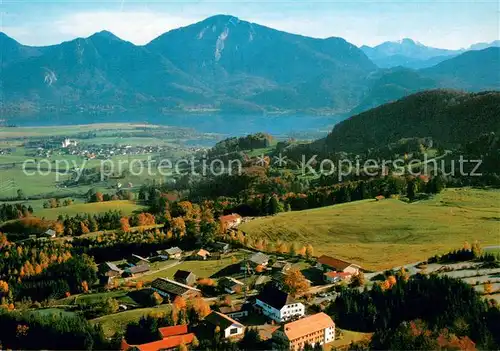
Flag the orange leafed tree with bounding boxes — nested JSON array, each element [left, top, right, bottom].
[[173, 296, 187, 311], [80, 222, 90, 234], [0, 280, 9, 294], [276, 241, 288, 254], [191, 296, 211, 319], [484, 281, 493, 295], [54, 222, 65, 236], [283, 268, 310, 297], [137, 213, 156, 227], [197, 278, 215, 286], [171, 217, 186, 238], [95, 192, 104, 202], [120, 217, 131, 233]]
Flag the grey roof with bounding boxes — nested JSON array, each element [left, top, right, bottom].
[[127, 264, 150, 274], [44, 229, 56, 236], [152, 278, 201, 296], [272, 261, 291, 269], [219, 303, 249, 314], [131, 254, 150, 262], [165, 247, 182, 255], [249, 252, 269, 265], [104, 262, 122, 272]]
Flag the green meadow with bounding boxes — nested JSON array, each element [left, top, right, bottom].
[[240, 188, 500, 271]]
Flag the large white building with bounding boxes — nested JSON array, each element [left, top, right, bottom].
[[255, 284, 305, 322], [273, 313, 336, 351]]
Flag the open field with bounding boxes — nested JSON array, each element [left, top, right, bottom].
[[90, 304, 172, 337], [240, 188, 500, 271], [327, 329, 372, 350], [0, 123, 162, 139], [58, 289, 138, 307], [36, 200, 146, 219]]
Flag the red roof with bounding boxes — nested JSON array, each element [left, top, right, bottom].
[[124, 334, 195, 351], [324, 271, 352, 278], [158, 325, 188, 338], [219, 214, 242, 222], [317, 255, 354, 271]]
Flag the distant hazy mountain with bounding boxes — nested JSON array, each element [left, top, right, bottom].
[[0, 16, 499, 120], [467, 40, 500, 51], [361, 38, 500, 69], [360, 38, 461, 69], [323, 90, 500, 153], [352, 47, 500, 114], [422, 47, 500, 91]]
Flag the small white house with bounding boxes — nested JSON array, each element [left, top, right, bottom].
[[205, 311, 245, 338], [255, 285, 305, 322]]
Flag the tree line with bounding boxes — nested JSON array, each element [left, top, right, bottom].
[[327, 273, 500, 349]]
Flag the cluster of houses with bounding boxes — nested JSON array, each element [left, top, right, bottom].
[[122, 279, 337, 351], [118, 251, 362, 351], [97, 242, 233, 283]]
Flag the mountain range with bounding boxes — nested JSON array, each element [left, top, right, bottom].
[[0, 15, 499, 119], [360, 38, 500, 69]]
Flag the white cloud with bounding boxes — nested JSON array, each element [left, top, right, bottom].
[[54, 11, 202, 45]]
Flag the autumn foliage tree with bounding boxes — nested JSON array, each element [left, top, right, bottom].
[[484, 281, 493, 295], [283, 268, 310, 297], [190, 296, 211, 321], [120, 217, 131, 233]]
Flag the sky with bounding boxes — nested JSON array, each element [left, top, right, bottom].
[[1, 0, 499, 49]]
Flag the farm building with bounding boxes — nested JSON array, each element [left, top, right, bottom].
[[191, 249, 211, 260], [316, 255, 361, 275], [98, 262, 123, 277], [219, 303, 250, 320], [173, 270, 197, 286], [212, 241, 230, 253], [129, 254, 150, 266], [219, 277, 245, 294], [152, 278, 202, 301], [121, 324, 194, 351], [123, 264, 150, 277], [219, 214, 242, 229]]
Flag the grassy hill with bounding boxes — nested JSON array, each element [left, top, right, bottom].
[[37, 200, 145, 219], [240, 188, 500, 271]]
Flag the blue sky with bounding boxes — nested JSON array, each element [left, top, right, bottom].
[[1, 0, 499, 49]]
